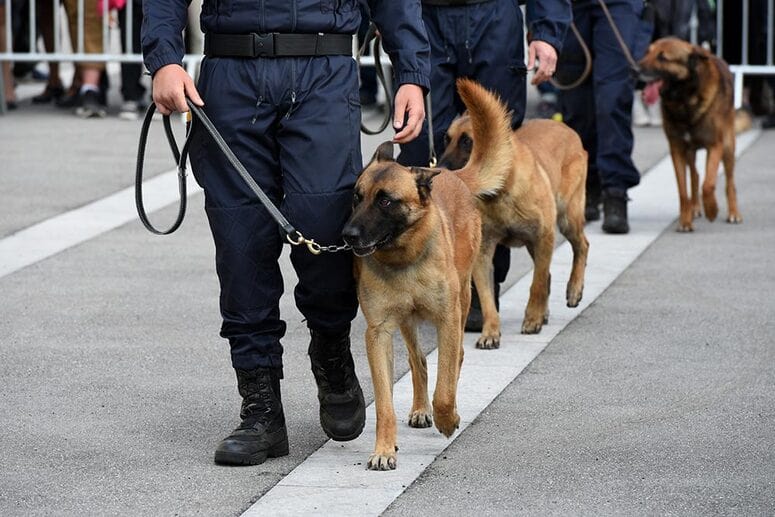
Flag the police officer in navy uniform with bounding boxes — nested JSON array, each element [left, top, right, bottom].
[[557, 0, 644, 234], [142, 0, 429, 466], [396, 0, 571, 330]]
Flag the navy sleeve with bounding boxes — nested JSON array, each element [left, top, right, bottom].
[[142, 0, 190, 76], [367, 0, 431, 91], [526, 0, 572, 53]]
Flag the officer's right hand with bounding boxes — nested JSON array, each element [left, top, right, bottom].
[[152, 64, 204, 115]]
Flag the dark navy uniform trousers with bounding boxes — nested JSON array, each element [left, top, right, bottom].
[[190, 56, 361, 371], [398, 1, 528, 283], [558, 0, 642, 196]]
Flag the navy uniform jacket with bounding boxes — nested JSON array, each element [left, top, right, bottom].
[[142, 0, 430, 90]]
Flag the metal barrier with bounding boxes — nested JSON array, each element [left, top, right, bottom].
[[717, 0, 775, 108]]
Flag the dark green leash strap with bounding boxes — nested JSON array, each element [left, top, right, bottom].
[[134, 100, 350, 254]]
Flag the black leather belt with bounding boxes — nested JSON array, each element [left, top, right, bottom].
[[421, 0, 492, 5], [204, 32, 353, 58]]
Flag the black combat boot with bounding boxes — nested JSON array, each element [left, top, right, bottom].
[[308, 329, 366, 441], [585, 190, 602, 222], [602, 189, 630, 234], [214, 367, 289, 466], [464, 283, 500, 332]]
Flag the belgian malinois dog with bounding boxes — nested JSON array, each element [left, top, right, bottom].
[[341, 143, 481, 470], [639, 37, 743, 232], [440, 79, 589, 347]]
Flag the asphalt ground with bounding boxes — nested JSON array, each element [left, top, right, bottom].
[[1, 74, 774, 516]]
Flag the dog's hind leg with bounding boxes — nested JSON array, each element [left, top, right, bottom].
[[558, 156, 589, 308], [366, 324, 398, 470], [669, 140, 693, 231], [702, 143, 723, 222], [688, 148, 702, 219], [722, 140, 742, 223], [523, 230, 554, 334], [472, 240, 500, 349], [432, 314, 462, 438], [401, 323, 432, 429]]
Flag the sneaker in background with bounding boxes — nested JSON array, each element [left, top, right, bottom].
[[119, 100, 141, 121], [75, 90, 106, 119]]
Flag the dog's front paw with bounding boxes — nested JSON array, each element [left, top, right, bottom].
[[433, 408, 460, 438], [676, 222, 694, 233], [367, 448, 397, 471], [692, 206, 702, 219], [521, 314, 545, 334], [475, 333, 500, 349], [566, 286, 583, 308], [727, 212, 743, 224], [408, 409, 433, 428]]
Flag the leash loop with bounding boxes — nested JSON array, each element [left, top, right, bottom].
[[135, 100, 351, 254]]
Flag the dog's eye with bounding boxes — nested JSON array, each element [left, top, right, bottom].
[[657, 51, 667, 62], [378, 198, 392, 208], [352, 192, 362, 206], [460, 133, 473, 152]]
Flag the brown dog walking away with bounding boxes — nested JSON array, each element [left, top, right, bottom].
[[341, 143, 481, 470], [441, 78, 589, 346], [639, 37, 742, 232]]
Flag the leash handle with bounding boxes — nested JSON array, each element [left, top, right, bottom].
[[358, 24, 394, 135], [134, 102, 188, 235]]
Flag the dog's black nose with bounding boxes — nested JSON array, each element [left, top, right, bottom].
[[341, 224, 361, 245]]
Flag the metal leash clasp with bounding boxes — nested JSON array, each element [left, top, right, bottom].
[[286, 231, 322, 255]]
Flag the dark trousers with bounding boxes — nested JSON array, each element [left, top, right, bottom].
[[398, 0, 527, 284], [191, 56, 361, 371], [558, 0, 641, 196], [118, 0, 145, 102]]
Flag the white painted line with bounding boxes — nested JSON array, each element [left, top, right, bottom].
[[242, 129, 762, 517], [0, 170, 201, 279]]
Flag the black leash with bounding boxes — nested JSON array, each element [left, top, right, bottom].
[[134, 100, 351, 255], [357, 23, 394, 135]]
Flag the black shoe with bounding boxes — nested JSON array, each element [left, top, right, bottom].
[[56, 89, 81, 108], [464, 283, 500, 332], [75, 90, 106, 118], [214, 368, 289, 466], [585, 191, 602, 222], [309, 329, 366, 441], [32, 85, 65, 104], [602, 189, 630, 234]]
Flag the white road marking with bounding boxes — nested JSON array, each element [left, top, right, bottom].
[[242, 129, 761, 517], [0, 170, 200, 279]]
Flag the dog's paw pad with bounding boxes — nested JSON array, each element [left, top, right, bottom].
[[408, 411, 433, 428], [367, 453, 397, 471]]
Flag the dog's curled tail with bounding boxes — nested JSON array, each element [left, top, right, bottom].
[[456, 78, 513, 198]]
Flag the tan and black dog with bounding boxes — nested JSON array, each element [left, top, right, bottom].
[[341, 143, 481, 470], [639, 37, 742, 232], [441, 78, 589, 346]]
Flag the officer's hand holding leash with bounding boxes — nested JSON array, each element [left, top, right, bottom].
[[528, 40, 558, 85], [152, 63, 204, 115], [392, 84, 425, 144]]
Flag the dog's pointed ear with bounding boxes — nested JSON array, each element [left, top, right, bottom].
[[411, 167, 442, 203], [371, 141, 395, 163]]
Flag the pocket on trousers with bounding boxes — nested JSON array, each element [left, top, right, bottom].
[[346, 93, 363, 177]]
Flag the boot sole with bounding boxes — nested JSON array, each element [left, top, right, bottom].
[[213, 438, 289, 466]]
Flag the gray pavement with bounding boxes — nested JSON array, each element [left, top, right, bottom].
[[1, 81, 774, 516]]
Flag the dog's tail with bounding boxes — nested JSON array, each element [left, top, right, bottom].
[[455, 78, 513, 198]]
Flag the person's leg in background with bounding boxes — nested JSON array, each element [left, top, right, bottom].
[[61, 0, 105, 117], [0, 4, 17, 109], [559, 2, 600, 222], [32, 0, 65, 104], [118, 0, 146, 120], [590, 0, 641, 234]]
